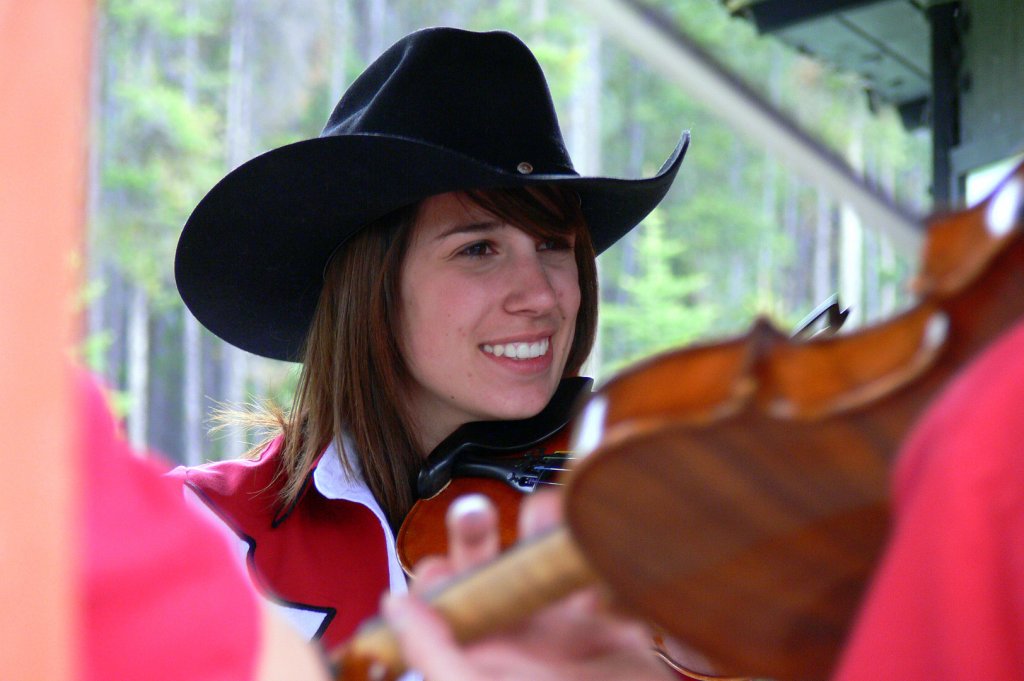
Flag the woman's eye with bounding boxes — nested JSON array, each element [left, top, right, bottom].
[[538, 237, 572, 251], [459, 241, 494, 257]]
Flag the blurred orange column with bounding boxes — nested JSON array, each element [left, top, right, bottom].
[[0, 1, 94, 678]]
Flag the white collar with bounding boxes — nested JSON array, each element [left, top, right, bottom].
[[313, 435, 408, 594]]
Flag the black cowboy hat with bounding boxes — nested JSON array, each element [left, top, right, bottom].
[[175, 27, 689, 362]]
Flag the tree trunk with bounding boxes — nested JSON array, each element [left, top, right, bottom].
[[123, 21, 160, 450], [531, 0, 548, 24], [609, 55, 648, 360], [85, 10, 106, 353], [839, 208, 864, 328], [568, 27, 602, 177], [219, 0, 256, 459], [126, 284, 149, 449], [757, 154, 777, 312], [571, 26, 604, 376], [757, 50, 783, 315], [782, 173, 802, 317], [863, 220, 879, 323], [839, 129, 865, 328], [93, 12, 127, 387], [813, 189, 832, 307], [182, 313, 203, 465], [180, 0, 204, 466], [201, 331, 223, 457], [879, 152, 898, 315], [227, 0, 253, 171], [366, 0, 387, 59], [330, 0, 352, 99], [725, 139, 747, 321]]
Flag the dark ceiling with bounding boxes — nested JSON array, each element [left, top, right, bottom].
[[722, 0, 957, 129]]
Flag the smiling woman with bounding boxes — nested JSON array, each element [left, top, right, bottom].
[[169, 25, 687, 680], [400, 189, 589, 450]]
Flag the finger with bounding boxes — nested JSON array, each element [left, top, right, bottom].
[[517, 489, 562, 538], [382, 593, 476, 681], [445, 493, 499, 572], [523, 589, 652, 657], [409, 555, 456, 594], [517, 589, 604, 646]]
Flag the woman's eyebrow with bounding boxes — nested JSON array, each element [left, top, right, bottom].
[[434, 220, 504, 241]]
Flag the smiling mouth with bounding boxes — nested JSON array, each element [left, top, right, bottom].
[[482, 337, 550, 360]]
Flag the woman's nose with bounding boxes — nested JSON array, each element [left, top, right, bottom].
[[503, 252, 558, 315]]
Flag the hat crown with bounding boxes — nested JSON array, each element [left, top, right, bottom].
[[322, 28, 576, 176]]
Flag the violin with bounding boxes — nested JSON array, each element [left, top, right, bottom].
[[334, 161, 1024, 681], [396, 302, 847, 680], [398, 299, 851, 575], [401, 377, 730, 680], [397, 376, 590, 573]]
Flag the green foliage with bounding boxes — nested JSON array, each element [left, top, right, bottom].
[[252, 362, 303, 416], [599, 210, 715, 373], [87, 0, 929, 459], [105, 385, 134, 421], [81, 330, 115, 375], [94, 7, 225, 305]]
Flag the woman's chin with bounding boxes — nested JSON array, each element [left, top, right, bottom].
[[477, 386, 560, 422]]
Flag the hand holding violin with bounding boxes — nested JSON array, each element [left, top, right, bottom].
[[382, 491, 677, 681]]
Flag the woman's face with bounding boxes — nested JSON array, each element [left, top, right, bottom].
[[399, 192, 581, 453]]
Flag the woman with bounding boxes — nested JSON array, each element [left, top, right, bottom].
[[172, 26, 688, 674]]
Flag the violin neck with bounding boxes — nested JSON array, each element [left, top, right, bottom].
[[335, 526, 595, 679], [431, 526, 596, 636]]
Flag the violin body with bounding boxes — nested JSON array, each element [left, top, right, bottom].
[[398, 379, 583, 573], [398, 467, 552, 573]]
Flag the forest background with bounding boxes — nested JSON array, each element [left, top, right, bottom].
[[84, 0, 932, 466]]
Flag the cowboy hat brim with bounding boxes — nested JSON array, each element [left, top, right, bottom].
[[175, 131, 689, 362]]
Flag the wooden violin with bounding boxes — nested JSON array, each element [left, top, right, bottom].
[[334, 161, 1024, 681], [398, 298, 850, 575], [397, 376, 590, 573]]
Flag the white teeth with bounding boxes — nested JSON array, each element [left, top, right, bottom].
[[483, 338, 549, 360]]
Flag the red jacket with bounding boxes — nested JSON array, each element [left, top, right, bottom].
[[169, 436, 403, 652]]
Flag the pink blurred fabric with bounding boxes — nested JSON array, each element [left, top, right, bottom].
[[77, 371, 261, 680], [834, 319, 1024, 679]]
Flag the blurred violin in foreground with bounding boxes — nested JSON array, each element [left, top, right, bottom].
[[335, 161, 1024, 681]]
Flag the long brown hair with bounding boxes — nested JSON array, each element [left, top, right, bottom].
[[275, 185, 597, 527]]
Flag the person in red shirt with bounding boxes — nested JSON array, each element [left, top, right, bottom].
[[832, 317, 1024, 680], [78, 370, 328, 681]]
